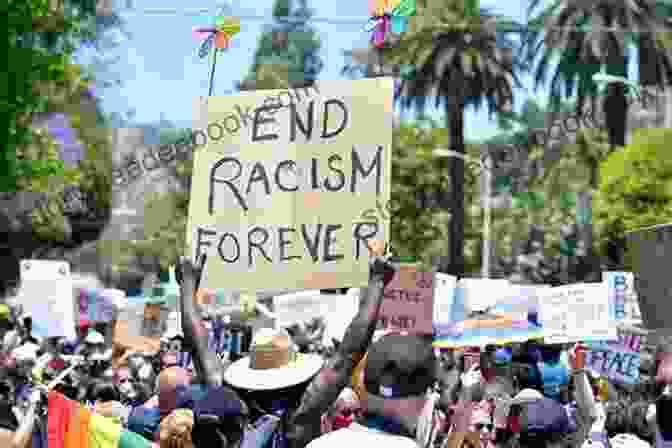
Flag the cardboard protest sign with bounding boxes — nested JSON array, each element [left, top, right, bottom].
[[79, 288, 123, 323], [586, 329, 641, 384], [434, 280, 545, 347], [17, 260, 76, 339], [186, 78, 393, 292], [540, 283, 615, 344], [378, 265, 434, 334]]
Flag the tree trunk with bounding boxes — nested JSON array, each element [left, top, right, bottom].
[[444, 102, 466, 276], [604, 48, 629, 148]]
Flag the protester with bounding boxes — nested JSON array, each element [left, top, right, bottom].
[[159, 409, 194, 448], [320, 388, 361, 433], [307, 333, 437, 448], [174, 239, 395, 448]]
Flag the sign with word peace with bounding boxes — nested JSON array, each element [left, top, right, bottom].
[[186, 79, 393, 292], [378, 265, 434, 334], [586, 329, 641, 384], [540, 283, 615, 344]]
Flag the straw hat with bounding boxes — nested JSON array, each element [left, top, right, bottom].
[[224, 328, 323, 390]]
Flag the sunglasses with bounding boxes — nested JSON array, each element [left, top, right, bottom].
[[474, 423, 494, 432], [338, 408, 362, 417]]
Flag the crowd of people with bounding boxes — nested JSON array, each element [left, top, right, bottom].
[[0, 244, 671, 448]]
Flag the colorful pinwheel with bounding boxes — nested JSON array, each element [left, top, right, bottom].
[[193, 13, 241, 96], [365, 0, 416, 48]]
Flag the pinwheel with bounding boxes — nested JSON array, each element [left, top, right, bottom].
[[365, 0, 416, 48], [193, 13, 241, 96]]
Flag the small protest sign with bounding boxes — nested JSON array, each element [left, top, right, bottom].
[[17, 260, 75, 339], [273, 290, 331, 328], [80, 288, 123, 323], [433, 273, 457, 332], [540, 283, 615, 344], [185, 78, 393, 292], [626, 223, 672, 330], [586, 329, 641, 384], [433, 281, 546, 347], [196, 288, 241, 315], [378, 265, 434, 334], [603, 272, 642, 324]]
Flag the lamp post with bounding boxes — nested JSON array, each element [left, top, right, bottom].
[[433, 148, 493, 278]]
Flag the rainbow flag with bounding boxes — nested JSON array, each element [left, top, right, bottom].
[[48, 391, 155, 448]]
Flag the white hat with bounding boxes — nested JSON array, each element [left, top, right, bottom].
[[224, 328, 323, 390], [609, 434, 651, 448], [85, 330, 105, 345], [510, 388, 544, 405]]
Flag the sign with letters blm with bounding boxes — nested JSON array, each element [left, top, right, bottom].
[[378, 265, 434, 334], [627, 223, 672, 330], [186, 79, 393, 292]]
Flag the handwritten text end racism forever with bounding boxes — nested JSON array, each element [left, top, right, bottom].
[[193, 95, 388, 269]]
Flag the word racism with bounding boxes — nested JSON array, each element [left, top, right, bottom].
[[195, 96, 386, 268], [112, 84, 320, 189]]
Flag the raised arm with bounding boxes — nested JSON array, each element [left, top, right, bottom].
[[176, 255, 224, 388], [285, 245, 395, 448]]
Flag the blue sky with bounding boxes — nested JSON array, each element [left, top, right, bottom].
[[78, 0, 639, 142]]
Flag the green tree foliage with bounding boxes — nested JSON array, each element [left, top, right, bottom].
[[594, 128, 672, 266], [3, 0, 120, 192], [521, 0, 672, 149], [237, 0, 322, 90], [104, 128, 193, 272], [383, 0, 522, 275]]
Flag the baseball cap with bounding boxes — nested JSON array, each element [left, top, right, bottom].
[[364, 334, 436, 399], [510, 388, 544, 405]]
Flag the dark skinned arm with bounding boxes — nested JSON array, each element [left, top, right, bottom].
[[285, 256, 395, 448], [175, 255, 224, 388]]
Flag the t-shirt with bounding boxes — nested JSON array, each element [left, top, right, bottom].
[[305, 423, 420, 448], [657, 429, 672, 448], [540, 362, 569, 400]]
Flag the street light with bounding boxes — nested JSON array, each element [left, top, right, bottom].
[[433, 148, 493, 278]]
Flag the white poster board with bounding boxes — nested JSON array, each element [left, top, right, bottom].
[[432, 273, 457, 332], [540, 282, 615, 344], [273, 290, 333, 328], [17, 259, 76, 339]]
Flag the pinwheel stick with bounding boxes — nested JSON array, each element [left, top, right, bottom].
[[208, 48, 219, 97]]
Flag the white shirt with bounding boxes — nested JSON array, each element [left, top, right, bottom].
[[306, 423, 420, 448]]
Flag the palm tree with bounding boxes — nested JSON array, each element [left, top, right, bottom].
[[522, 0, 672, 149], [383, 1, 523, 275]]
